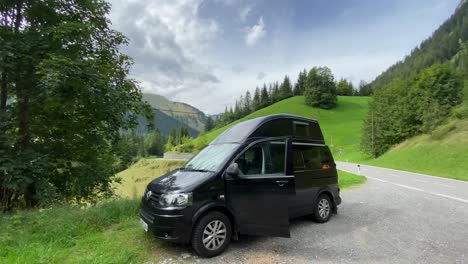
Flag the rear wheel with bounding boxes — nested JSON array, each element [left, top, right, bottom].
[[313, 194, 332, 223], [191, 211, 232, 258]]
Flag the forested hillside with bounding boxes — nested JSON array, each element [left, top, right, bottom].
[[358, 1, 468, 180], [371, 1, 468, 91], [361, 1, 468, 158]]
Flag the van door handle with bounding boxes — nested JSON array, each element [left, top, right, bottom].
[[276, 180, 289, 187]]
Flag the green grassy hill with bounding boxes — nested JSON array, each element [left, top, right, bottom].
[[192, 96, 370, 161], [114, 159, 186, 198], [358, 85, 468, 181]]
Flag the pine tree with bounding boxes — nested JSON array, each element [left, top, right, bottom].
[[205, 116, 214, 132], [271, 82, 280, 103], [280, 75, 293, 99], [244, 91, 252, 115], [260, 84, 269, 108], [337, 78, 352, 96], [358, 80, 372, 96], [252, 87, 261, 111], [293, 69, 307, 96], [234, 100, 241, 119]]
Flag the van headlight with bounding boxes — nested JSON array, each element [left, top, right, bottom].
[[158, 193, 192, 208]]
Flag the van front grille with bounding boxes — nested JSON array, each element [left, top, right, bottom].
[[145, 190, 161, 208]]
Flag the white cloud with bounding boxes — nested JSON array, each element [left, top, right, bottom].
[[108, 0, 220, 101], [212, 0, 238, 6], [240, 6, 251, 22], [245, 16, 266, 46]]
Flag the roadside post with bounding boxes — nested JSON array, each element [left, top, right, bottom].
[[357, 164, 361, 175]]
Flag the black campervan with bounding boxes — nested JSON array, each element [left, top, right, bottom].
[[139, 114, 341, 257]]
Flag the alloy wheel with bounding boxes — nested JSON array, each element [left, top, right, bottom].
[[318, 198, 330, 219], [202, 220, 227, 251]]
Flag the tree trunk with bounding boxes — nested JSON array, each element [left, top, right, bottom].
[[16, 80, 30, 147], [0, 72, 7, 110], [14, 1, 23, 32]]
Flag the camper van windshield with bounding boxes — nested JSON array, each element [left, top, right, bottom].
[[183, 143, 240, 172]]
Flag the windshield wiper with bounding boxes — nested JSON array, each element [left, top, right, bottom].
[[181, 168, 214, 173]]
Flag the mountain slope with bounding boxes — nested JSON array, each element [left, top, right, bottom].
[[371, 1, 468, 90], [138, 93, 207, 136], [360, 84, 468, 181], [135, 108, 199, 136], [190, 96, 370, 160], [360, 1, 468, 181]]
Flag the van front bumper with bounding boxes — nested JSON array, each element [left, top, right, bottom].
[[140, 204, 192, 244]]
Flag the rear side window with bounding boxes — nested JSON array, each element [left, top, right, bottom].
[[236, 140, 286, 177], [293, 121, 310, 137], [292, 144, 332, 171]]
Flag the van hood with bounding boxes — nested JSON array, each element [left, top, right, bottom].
[[147, 169, 215, 193]]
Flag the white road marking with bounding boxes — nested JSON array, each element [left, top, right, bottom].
[[433, 183, 456, 189], [349, 163, 467, 184], [413, 179, 428, 183], [366, 176, 468, 205], [369, 177, 387, 183]]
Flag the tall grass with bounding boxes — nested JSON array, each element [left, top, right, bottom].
[[114, 158, 186, 198], [0, 199, 162, 264]]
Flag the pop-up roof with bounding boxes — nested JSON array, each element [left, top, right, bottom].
[[211, 114, 325, 145]]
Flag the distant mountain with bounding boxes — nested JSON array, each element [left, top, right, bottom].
[[209, 113, 223, 121], [370, 1, 468, 90], [136, 93, 207, 137]]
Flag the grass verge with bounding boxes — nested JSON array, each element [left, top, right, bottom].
[[338, 169, 367, 189], [0, 199, 161, 264]]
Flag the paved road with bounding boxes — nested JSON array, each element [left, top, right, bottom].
[[155, 163, 468, 264], [337, 162, 468, 204]]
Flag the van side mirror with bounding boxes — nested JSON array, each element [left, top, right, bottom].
[[226, 163, 240, 178]]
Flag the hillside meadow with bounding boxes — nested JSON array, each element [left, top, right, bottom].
[[193, 96, 370, 161], [358, 84, 468, 181]]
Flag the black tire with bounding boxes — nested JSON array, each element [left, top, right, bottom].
[[191, 211, 232, 258], [313, 194, 332, 223]]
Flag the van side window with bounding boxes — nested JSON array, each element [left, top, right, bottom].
[[292, 144, 323, 170], [293, 121, 309, 137], [293, 150, 305, 171], [320, 147, 333, 164], [236, 140, 286, 177]]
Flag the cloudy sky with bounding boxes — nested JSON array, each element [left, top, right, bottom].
[[108, 0, 457, 114]]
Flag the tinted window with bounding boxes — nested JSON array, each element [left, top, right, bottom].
[[294, 122, 309, 137], [266, 142, 286, 174], [293, 144, 330, 170], [236, 140, 286, 177], [251, 119, 293, 138], [320, 147, 333, 164], [303, 146, 321, 169], [293, 150, 305, 170]]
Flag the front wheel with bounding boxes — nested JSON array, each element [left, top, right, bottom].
[[191, 211, 232, 258], [313, 194, 332, 223]]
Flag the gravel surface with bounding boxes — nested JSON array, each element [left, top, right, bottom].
[[153, 165, 468, 264]]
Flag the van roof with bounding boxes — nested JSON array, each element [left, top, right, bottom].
[[211, 114, 324, 144]]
